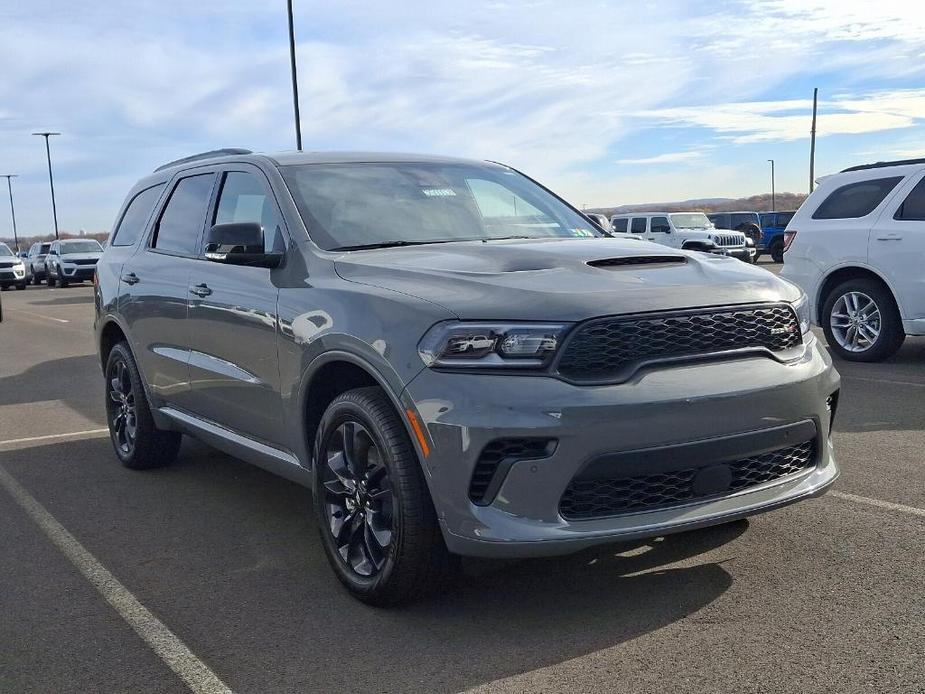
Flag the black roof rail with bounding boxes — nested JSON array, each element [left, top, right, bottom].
[[154, 148, 253, 172], [841, 158, 925, 173]]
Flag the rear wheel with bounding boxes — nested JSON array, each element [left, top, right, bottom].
[[105, 342, 181, 468], [822, 278, 904, 362], [314, 387, 454, 605], [770, 240, 785, 263]]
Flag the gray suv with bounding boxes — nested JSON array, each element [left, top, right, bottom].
[[94, 149, 840, 604]]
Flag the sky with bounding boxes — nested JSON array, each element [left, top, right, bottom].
[[2, 0, 925, 236]]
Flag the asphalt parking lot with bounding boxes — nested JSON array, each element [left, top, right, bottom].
[[1, 263, 923, 694]]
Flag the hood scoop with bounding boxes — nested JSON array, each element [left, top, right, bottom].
[[587, 255, 686, 269]]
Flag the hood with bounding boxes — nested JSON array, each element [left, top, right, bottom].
[[333, 238, 799, 321]]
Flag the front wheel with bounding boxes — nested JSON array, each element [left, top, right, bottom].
[[314, 387, 454, 605], [822, 279, 904, 362], [15, 281, 26, 290], [105, 342, 182, 468]]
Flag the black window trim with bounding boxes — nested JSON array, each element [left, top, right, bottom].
[[811, 175, 904, 221], [146, 170, 218, 259], [110, 182, 167, 248], [893, 173, 925, 222]]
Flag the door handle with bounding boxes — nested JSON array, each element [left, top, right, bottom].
[[121, 272, 140, 285], [190, 283, 212, 298], [875, 234, 902, 241]]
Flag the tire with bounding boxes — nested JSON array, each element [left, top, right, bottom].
[[821, 278, 904, 362], [737, 222, 762, 247], [46, 271, 55, 286], [770, 240, 784, 264], [32, 273, 42, 286], [313, 386, 454, 605], [105, 342, 182, 469], [15, 281, 26, 290], [55, 269, 68, 288]]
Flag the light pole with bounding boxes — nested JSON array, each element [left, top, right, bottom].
[[1, 175, 19, 253], [33, 132, 61, 238], [767, 159, 776, 212], [286, 0, 303, 151]]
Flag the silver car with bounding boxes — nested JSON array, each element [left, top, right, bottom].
[[45, 239, 103, 287], [95, 150, 840, 605]]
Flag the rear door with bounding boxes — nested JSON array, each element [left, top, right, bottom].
[[120, 171, 217, 411], [868, 170, 925, 322], [184, 166, 287, 444]]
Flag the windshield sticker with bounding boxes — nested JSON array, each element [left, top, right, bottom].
[[421, 188, 456, 197], [571, 228, 595, 237]]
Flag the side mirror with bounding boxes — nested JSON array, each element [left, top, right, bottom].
[[204, 222, 282, 268]]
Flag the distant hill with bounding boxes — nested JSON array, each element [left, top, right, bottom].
[[589, 192, 807, 217]]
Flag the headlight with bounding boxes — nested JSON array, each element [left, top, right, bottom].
[[791, 292, 811, 335], [418, 322, 570, 369]]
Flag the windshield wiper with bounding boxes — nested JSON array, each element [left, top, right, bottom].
[[329, 239, 474, 252]]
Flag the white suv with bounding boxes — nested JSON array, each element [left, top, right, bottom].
[[782, 158, 925, 361], [610, 212, 753, 262]]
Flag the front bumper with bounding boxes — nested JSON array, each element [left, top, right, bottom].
[[0, 267, 25, 282], [62, 264, 97, 280], [403, 336, 840, 558], [713, 247, 754, 262]]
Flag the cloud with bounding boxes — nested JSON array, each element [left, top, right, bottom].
[[636, 90, 925, 144], [615, 151, 706, 165]]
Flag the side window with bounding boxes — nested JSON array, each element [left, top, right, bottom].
[[612, 218, 628, 233], [630, 218, 647, 234], [812, 177, 903, 220], [894, 177, 925, 221], [650, 216, 670, 233], [152, 174, 215, 255], [111, 184, 165, 247], [213, 172, 285, 252]]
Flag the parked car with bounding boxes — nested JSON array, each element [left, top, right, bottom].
[[583, 212, 611, 232], [0, 242, 28, 290], [26, 241, 52, 284], [707, 211, 763, 251], [756, 211, 796, 263], [95, 149, 839, 604], [611, 212, 754, 261], [45, 238, 104, 287], [782, 158, 925, 361]]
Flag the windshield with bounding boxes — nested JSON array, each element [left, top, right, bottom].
[[39, 243, 51, 253], [281, 162, 601, 250], [59, 240, 102, 254], [0, 244, 12, 257], [669, 213, 712, 229]]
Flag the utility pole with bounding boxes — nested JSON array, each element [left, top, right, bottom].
[[809, 88, 818, 193], [286, 0, 303, 151], [767, 159, 776, 212], [33, 132, 61, 238], [1, 175, 19, 252]]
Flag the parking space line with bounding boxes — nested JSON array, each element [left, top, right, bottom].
[[830, 490, 925, 519], [0, 429, 109, 450], [5, 307, 70, 323], [0, 465, 234, 694]]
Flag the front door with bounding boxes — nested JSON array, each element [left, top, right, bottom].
[[121, 172, 216, 412], [868, 171, 925, 324], [185, 168, 287, 445]]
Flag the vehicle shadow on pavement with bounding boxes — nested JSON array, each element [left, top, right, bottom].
[[28, 295, 94, 306], [3, 437, 743, 694], [0, 355, 101, 412]]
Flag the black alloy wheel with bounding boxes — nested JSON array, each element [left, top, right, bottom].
[[107, 358, 138, 457], [320, 420, 395, 577]]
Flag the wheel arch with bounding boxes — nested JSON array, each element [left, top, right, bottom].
[[815, 265, 901, 323], [298, 351, 427, 480]]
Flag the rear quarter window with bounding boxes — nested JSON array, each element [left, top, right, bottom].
[[812, 176, 903, 220]]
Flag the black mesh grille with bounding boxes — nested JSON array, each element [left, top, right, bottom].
[[560, 440, 815, 520], [469, 438, 554, 504], [70, 258, 98, 266], [557, 304, 801, 383], [588, 256, 686, 268]]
